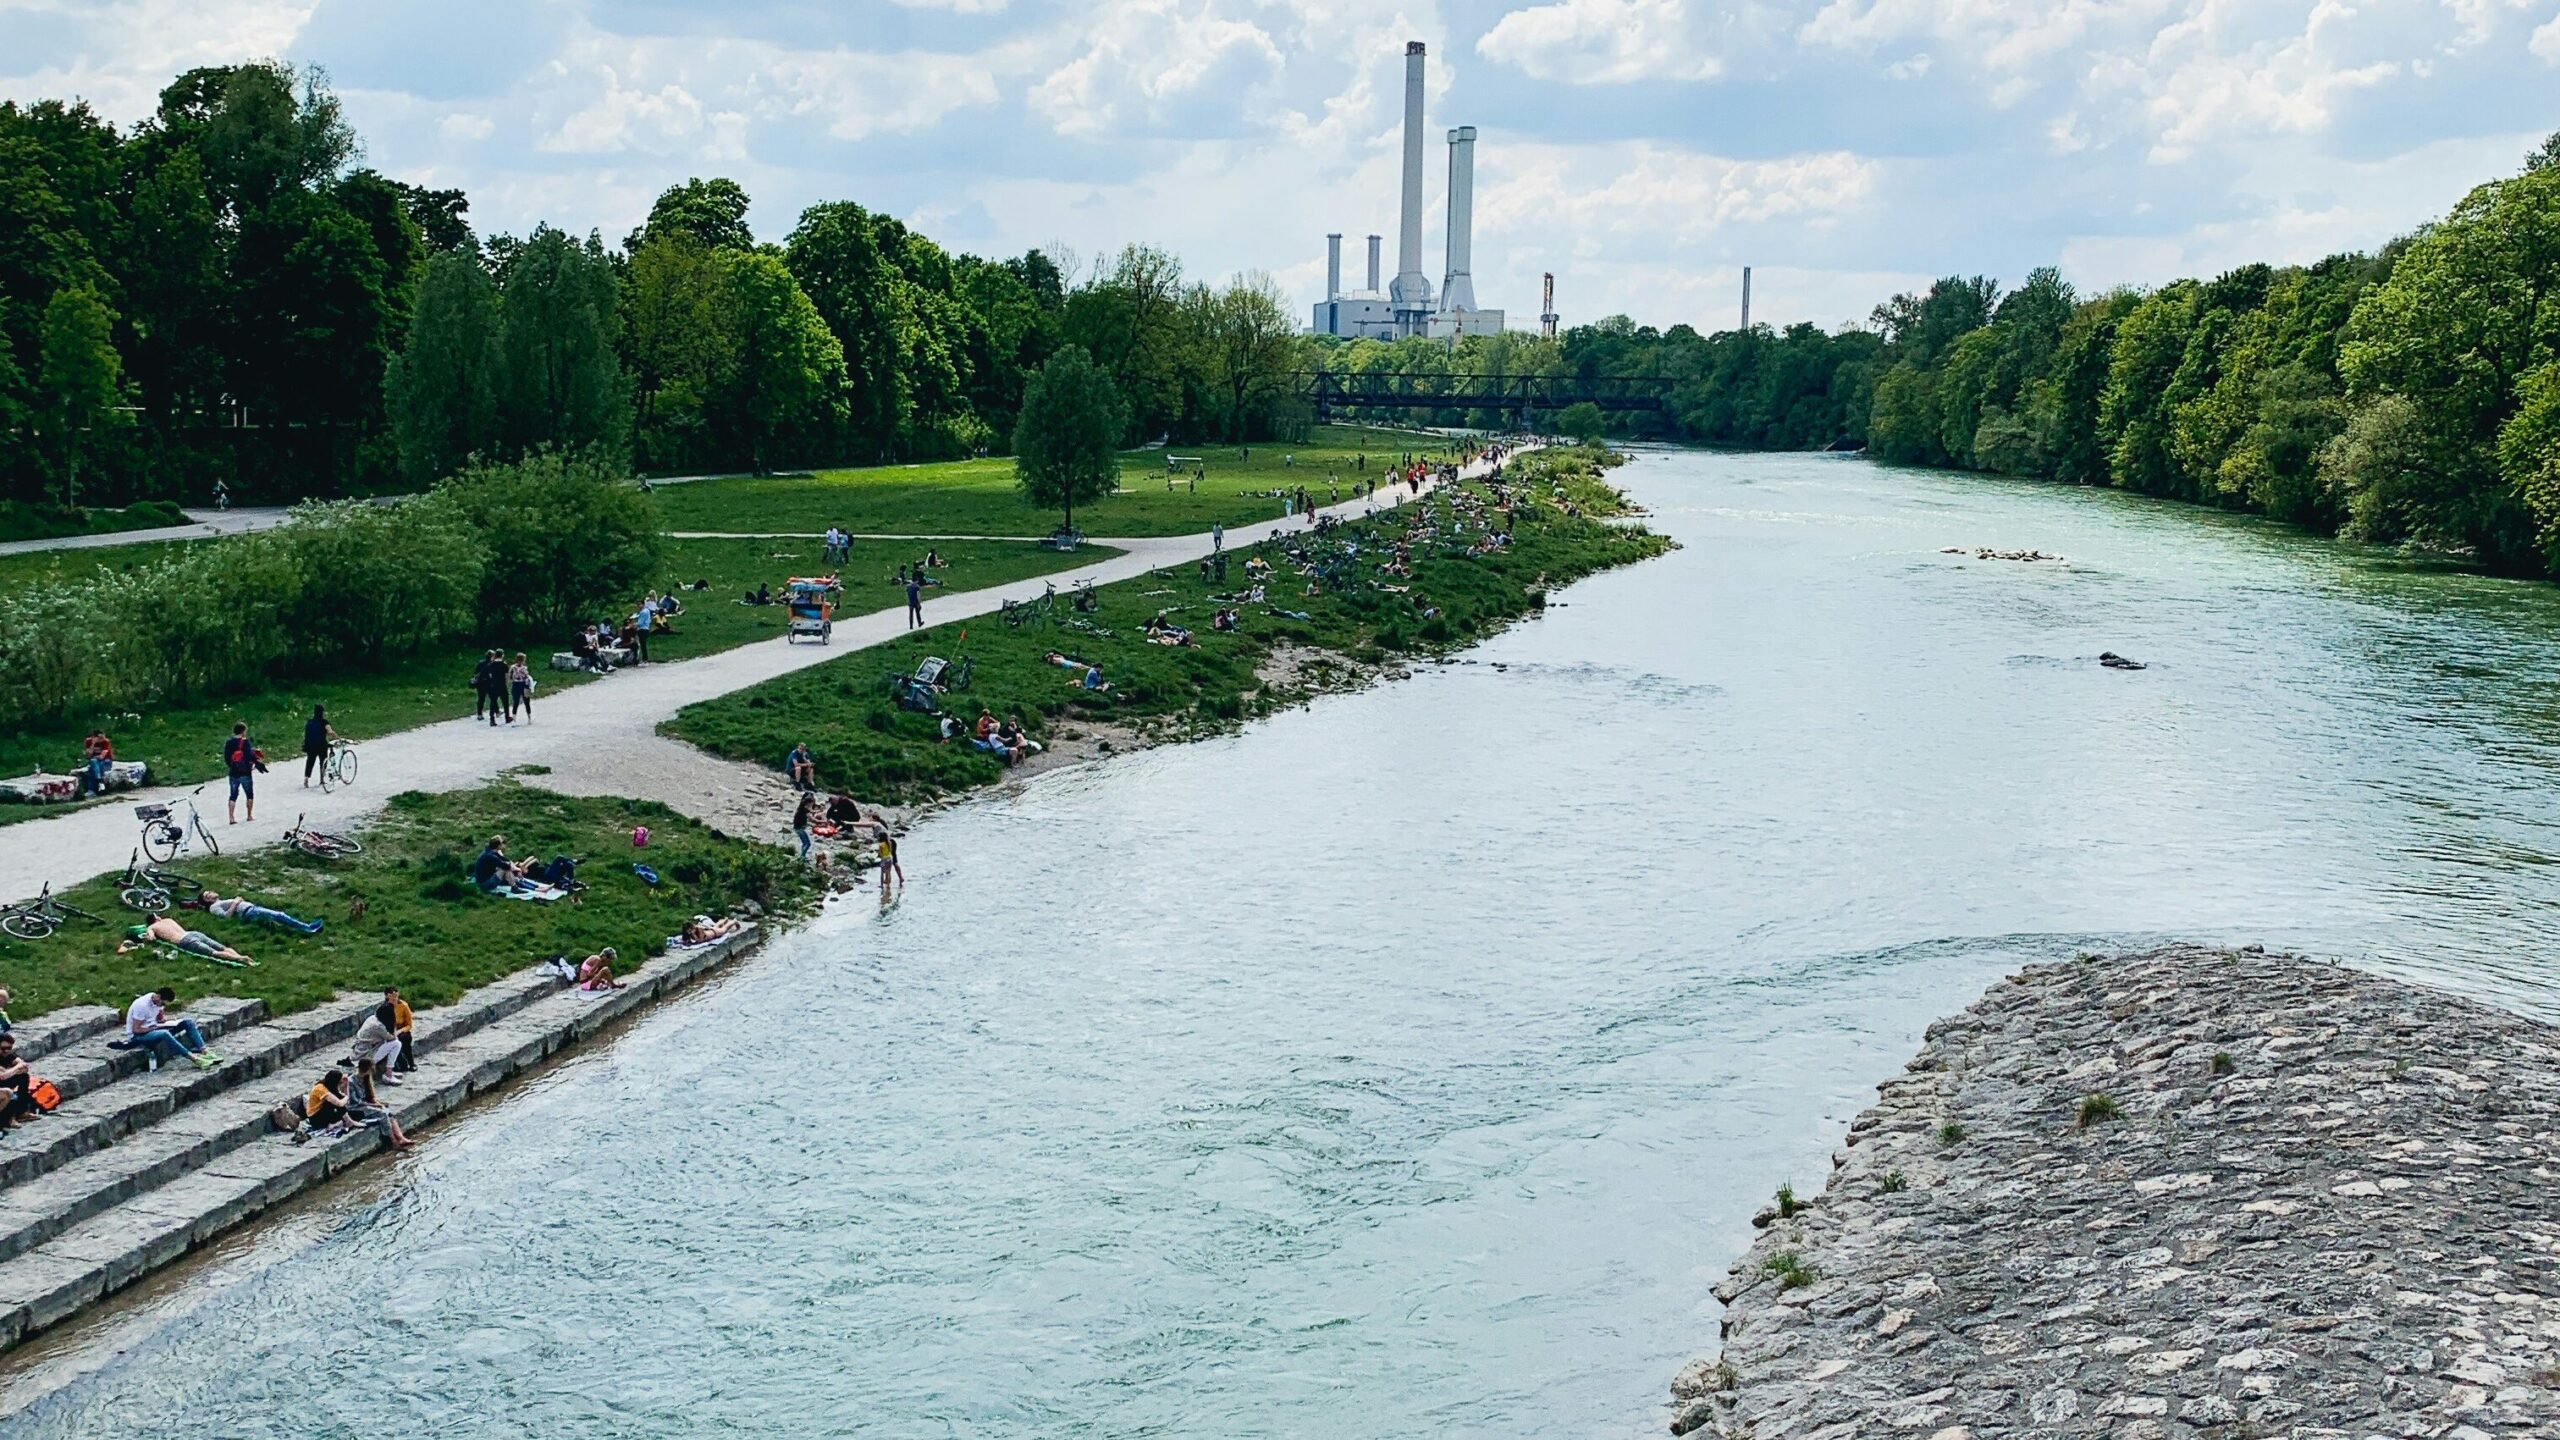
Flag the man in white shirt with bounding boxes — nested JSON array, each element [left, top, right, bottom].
[[126, 987, 219, 1071]]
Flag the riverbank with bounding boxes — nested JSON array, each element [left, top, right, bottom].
[[1674, 945, 2560, 1437]]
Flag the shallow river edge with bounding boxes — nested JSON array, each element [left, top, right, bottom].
[[1672, 945, 2560, 1438]]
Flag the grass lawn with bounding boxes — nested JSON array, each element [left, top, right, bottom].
[[0, 538, 198, 597], [0, 783, 820, 1021], [0, 499, 191, 545], [0, 536, 1111, 821], [650, 424, 1449, 539], [666, 448, 1669, 805]]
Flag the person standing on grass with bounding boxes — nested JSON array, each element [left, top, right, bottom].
[[793, 791, 817, 862], [222, 722, 257, 823], [508, 653, 534, 723], [633, 597, 655, 664], [906, 573, 924, 628]]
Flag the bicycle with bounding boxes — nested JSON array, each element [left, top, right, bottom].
[[319, 737, 359, 793], [118, 849, 202, 912], [1001, 583, 1059, 628], [138, 785, 219, 864], [2, 883, 106, 941], [284, 814, 363, 860]]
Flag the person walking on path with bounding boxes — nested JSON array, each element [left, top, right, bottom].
[[473, 650, 506, 724], [906, 574, 924, 628], [1211, 520, 1223, 553], [302, 705, 335, 786], [507, 653, 534, 723], [222, 722, 258, 823]]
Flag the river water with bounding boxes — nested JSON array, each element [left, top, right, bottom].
[[13, 450, 2560, 1436]]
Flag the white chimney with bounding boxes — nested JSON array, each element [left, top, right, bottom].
[[1366, 234, 1382, 293], [1388, 40, 1434, 330], [1440, 125, 1477, 315], [1326, 233, 1342, 301]]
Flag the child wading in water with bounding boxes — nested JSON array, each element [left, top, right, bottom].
[[877, 831, 903, 900]]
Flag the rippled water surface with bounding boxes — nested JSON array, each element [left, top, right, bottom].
[[15, 451, 2560, 1436]]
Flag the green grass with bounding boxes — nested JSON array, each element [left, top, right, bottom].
[[0, 536, 1107, 822], [0, 537, 201, 597], [650, 424, 1450, 539], [0, 499, 190, 544], [0, 783, 820, 1021], [666, 448, 1669, 805]]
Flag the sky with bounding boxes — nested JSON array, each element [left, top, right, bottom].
[[2, 0, 2555, 333]]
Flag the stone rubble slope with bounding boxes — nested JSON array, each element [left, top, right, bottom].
[[1673, 945, 2560, 1439]]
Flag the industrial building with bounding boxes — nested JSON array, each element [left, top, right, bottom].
[[1311, 41, 1505, 341]]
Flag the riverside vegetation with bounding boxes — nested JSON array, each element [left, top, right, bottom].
[[667, 446, 1666, 804]]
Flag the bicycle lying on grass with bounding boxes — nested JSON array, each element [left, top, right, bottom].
[[2, 883, 106, 941], [284, 814, 363, 860], [118, 849, 202, 912]]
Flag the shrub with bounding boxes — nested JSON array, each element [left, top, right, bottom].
[[1880, 1170, 1909, 1194], [2075, 1092, 2121, 1128], [1774, 1182, 1803, 1218], [1763, 1251, 1816, 1290], [1938, 1121, 1967, 1145], [427, 448, 660, 635]]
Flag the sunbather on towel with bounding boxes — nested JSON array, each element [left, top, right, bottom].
[[117, 914, 252, 965]]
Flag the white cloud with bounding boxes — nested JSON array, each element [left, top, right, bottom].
[[1480, 142, 1879, 248], [1882, 52, 1931, 79], [438, 111, 495, 141], [1476, 0, 1722, 83], [2533, 7, 2560, 59], [0, 0, 317, 120], [1029, 1, 1285, 138], [2121, 0, 2400, 162]]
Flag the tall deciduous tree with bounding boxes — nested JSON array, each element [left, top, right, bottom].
[[721, 249, 844, 473], [387, 250, 503, 485], [38, 283, 124, 505], [623, 232, 737, 469], [1014, 346, 1124, 535], [637, 177, 754, 253], [498, 225, 627, 462]]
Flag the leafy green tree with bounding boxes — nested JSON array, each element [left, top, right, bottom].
[[623, 232, 737, 469], [387, 250, 503, 485], [498, 225, 628, 461], [425, 449, 659, 633], [38, 283, 124, 504], [2100, 284, 2198, 495], [2323, 394, 2447, 547], [788, 201, 933, 458], [720, 249, 844, 473], [2501, 362, 2560, 563], [1194, 274, 1301, 440], [638, 177, 754, 252], [1013, 346, 1125, 534], [1555, 400, 1606, 443]]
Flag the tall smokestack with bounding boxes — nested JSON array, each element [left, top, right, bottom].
[[1440, 126, 1477, 315], [1741, 266, 1752, 331], [1366, 234, 1381, 293], [1389, 40, 1434, 331], [1326, 233, 1342, 301], [1541, 272, 1558, 340]]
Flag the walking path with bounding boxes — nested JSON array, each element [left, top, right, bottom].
[[0, 508, 295, 558], [0, 465, 1494, 905]]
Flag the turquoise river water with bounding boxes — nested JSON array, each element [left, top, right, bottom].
[[10, 449, 2560, 1437]]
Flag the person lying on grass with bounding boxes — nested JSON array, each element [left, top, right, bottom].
[[1142, 614, 1195, 647], [1041, 652, 1112, 693], [197, 889, 323, 935], [118, 915, 253, 966]]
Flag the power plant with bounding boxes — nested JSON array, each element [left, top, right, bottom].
[[1311, 41, 1506, 341]]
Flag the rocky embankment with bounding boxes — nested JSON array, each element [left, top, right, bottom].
[[1673, 945, 2560, 1438]]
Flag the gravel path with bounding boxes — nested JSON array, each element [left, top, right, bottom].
[[0, 507, 295, 557], [0, 465, 1490, 904], [1676, 944, 2560, 1438]]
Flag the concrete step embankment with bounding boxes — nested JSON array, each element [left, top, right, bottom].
[[0, 965, 575, 1268], [0, 997, 314, 1189], [37, 997, 271, 1106], [7, 1007, 122, 1064], [0, 927, 760, 1352]]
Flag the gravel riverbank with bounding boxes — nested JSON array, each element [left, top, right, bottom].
[[1675, 945, 2560, 1438]]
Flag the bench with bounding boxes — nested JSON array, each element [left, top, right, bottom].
[[0, 760, 147, 805]]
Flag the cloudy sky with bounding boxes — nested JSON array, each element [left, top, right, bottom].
[[3, 0, 2555, 332]]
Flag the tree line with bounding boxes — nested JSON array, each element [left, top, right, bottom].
[[0, 63, 1312, 508], [1535, 133, 2560, 576]]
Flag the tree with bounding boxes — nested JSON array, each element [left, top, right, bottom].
[[1195, 273, 1300, 440], [721, 250, 844, 473], [623, 232, 737, 469], [387, 251, 503, 485], [38, 283, 124, 505], [1556, 401, 1606, 443], [424, 449, 659, 634], [637, 177, 754, 253], [498, 225, 627, 461], [1013, 347, 1124, 535]]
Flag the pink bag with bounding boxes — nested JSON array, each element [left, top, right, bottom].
[[631, 825, 650, 848]]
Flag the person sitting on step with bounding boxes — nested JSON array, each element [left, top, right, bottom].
[[122, 987, 224, 1071], [349, 1001, 403, 1083], [343, 1058, 416, 1150], [0, 1034, 37, 1129]]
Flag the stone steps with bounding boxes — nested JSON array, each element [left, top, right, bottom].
[[36, 997, 270, 1105], [7, 1006, 121, 1063], [0, 997, 316, 1190], [0, 967, 569, 1267], [0, 928, 759, 1352]]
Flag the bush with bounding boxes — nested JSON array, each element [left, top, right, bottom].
[[426, 448, 660, 635]]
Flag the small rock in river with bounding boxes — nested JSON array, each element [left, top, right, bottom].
[[2099, 651, 2147, 670]]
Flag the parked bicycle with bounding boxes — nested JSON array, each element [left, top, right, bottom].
[[1, 883, 106, 941], [138, 785, 219, 863], [284, 814, 362, 860], [318, 737, 360, 793], [1002, 582, 1060, 628], [118, 849, 202, 912]]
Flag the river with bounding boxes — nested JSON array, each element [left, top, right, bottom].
[[11, 449, 2560, 1436]]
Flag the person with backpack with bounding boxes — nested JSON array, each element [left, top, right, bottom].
[[222, 722, 258, 823]]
